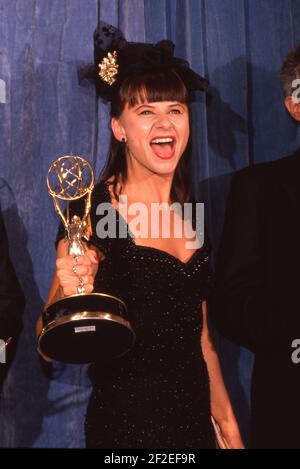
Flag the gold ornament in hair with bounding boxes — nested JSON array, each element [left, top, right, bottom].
[[98, 50, 119, 86]]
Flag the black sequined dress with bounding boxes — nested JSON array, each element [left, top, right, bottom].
[[59, 181, 215, 448]]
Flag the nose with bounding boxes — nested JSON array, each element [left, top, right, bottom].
[[154, 113, 174, 129]]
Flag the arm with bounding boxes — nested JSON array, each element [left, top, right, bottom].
[[209, 169, 300, 351], [201, 301, 244, 449]]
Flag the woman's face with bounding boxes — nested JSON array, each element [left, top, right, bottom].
[[111, 100, 190, 177]]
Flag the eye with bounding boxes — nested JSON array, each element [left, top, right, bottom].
[[139, 110, 154, 116], [169, 108, 183, 114]]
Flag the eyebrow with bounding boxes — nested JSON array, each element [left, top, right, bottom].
[[135, 102, 184, 111]]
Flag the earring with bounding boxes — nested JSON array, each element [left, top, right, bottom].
[[121, 137, 126, 143]]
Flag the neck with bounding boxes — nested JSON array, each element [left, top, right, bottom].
[[124, 175, 173, 204], [121, 157, 174, 204]]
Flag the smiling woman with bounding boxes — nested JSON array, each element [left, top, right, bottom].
[[111, 100, 190, 181], [39, 22, 244, 449], [102, 64, 193, 205]]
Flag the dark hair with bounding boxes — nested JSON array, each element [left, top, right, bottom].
[[280, 44, 300, 96], [99, 67, 192, 204]]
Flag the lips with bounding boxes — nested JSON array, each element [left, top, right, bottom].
[[150, 136, 176, 160]]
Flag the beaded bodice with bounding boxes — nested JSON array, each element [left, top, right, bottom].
[[88, 182, 213, 372]]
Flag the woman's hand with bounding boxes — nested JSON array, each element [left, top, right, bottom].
[[201, 301, 245, 449], [56, 248, 99, 296], [212, 412, 245, 449]]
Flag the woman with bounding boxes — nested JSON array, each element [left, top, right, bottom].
[[40, 24, 244, 449]]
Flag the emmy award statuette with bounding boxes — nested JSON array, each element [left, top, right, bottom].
[[38, 156, 135, 363]]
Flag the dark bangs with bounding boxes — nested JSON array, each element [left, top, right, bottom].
[[102, 67, 192, 204], [111, 68, 189, 117]]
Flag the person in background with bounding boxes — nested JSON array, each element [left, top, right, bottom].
[[0, 206, 25, 389], [210, 44, 300, 448]]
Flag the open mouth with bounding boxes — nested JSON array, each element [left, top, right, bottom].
[[150, 137, 176, 159]]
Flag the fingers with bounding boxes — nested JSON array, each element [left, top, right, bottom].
[[60, 274, 94, 288], [57, 255, 93, 270], [62, 283, 94, 297], [73, 264, 95, 276], [56, 248, 99, 296], [85, 249, 99, 265]]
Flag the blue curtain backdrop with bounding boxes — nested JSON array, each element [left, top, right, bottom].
[[0, 0, 300, 448]]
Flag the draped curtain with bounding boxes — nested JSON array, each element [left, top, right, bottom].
[[0, 0, 300, 447]]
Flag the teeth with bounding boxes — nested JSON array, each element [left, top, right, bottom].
[[151, 137, 174, 144]]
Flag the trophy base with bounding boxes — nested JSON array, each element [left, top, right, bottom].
[[38, 293, 135, 364]]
